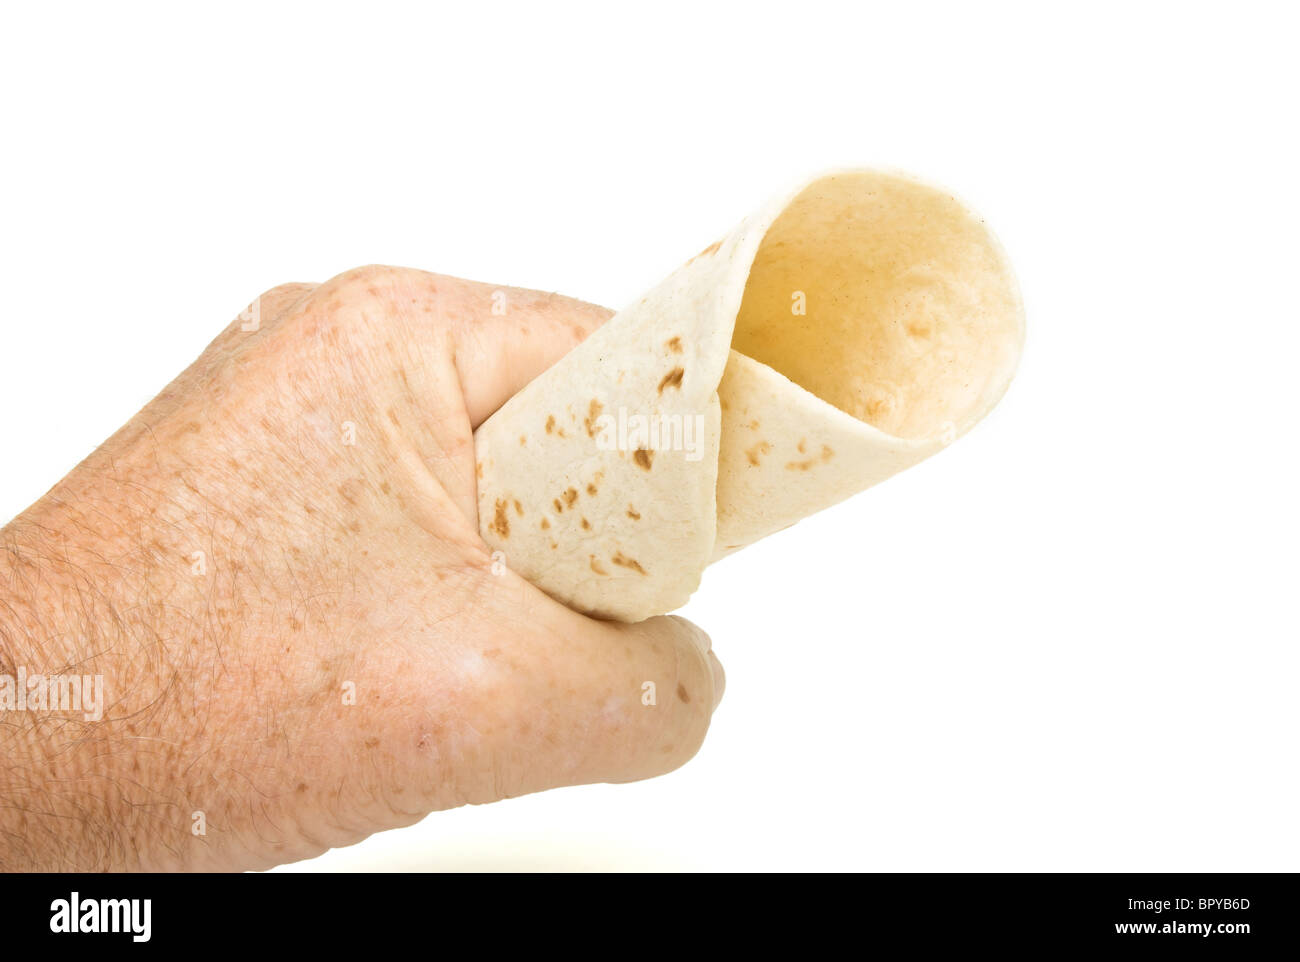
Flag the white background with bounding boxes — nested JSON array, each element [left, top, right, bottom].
[[2, 3, 1297, 871]]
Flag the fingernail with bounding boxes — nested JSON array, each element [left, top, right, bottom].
[[708, 651, 726, 710]]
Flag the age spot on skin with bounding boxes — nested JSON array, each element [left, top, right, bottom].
[[338, 478, 365, 505]]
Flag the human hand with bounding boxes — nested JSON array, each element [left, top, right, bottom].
[[0, 266, 724, 871]]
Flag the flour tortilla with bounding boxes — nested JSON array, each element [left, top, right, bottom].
[[474, 170, 1024, 621]]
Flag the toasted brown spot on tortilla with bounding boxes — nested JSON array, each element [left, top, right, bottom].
[[748, 419, 760, 430], [687, 239, 722, 265], [786, 445, 835, 471], [564, 487, 579, 507], [586, 482, 598, 496], [545, 415, 556, 434], [633, 448, 654, 470], [476, 461, 484, 479], [626, 506, 641, 520], [519, 435, 526, 446], [658, 367, 685, 394], [676, 683, 690, 703], [667, 336, 683, 353], [513, 499, 523, 516], [490, 499, 510, 537], [550, 541, 558, 549], [552, 498, 563, 513], [387, 407, 400, 426], [797, 438, 807, 453], [590, 556, 609, 575], [540, 518, 550, 530], [580, 517, 591, 530], [865, 396, 894, 420], [906, 315, 933, 338], [612, 552, 646, 574], [584, 399, 604, 438], [745, 441, 772, 466], [380, 481, 391, 494]]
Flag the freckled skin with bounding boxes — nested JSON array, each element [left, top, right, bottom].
[[0, 266, 723, 872]]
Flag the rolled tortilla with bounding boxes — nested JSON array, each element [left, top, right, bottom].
[[475, 170, 1024, 621]]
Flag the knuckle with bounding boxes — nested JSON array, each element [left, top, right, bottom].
[[320, 264, 404, 301]]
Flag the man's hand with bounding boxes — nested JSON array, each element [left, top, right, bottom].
[[0, 267, 724, 871]]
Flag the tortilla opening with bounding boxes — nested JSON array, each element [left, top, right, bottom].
[[730, 171, 1024, 442]]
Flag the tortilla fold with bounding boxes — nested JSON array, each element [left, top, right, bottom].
[[474, 170, 1024, 621]]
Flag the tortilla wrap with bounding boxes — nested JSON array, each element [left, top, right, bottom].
[[474, 170, 1024, 621]]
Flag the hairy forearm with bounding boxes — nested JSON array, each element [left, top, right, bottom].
[[0, 467, 197, 870], [0, 416, 305, 871]]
